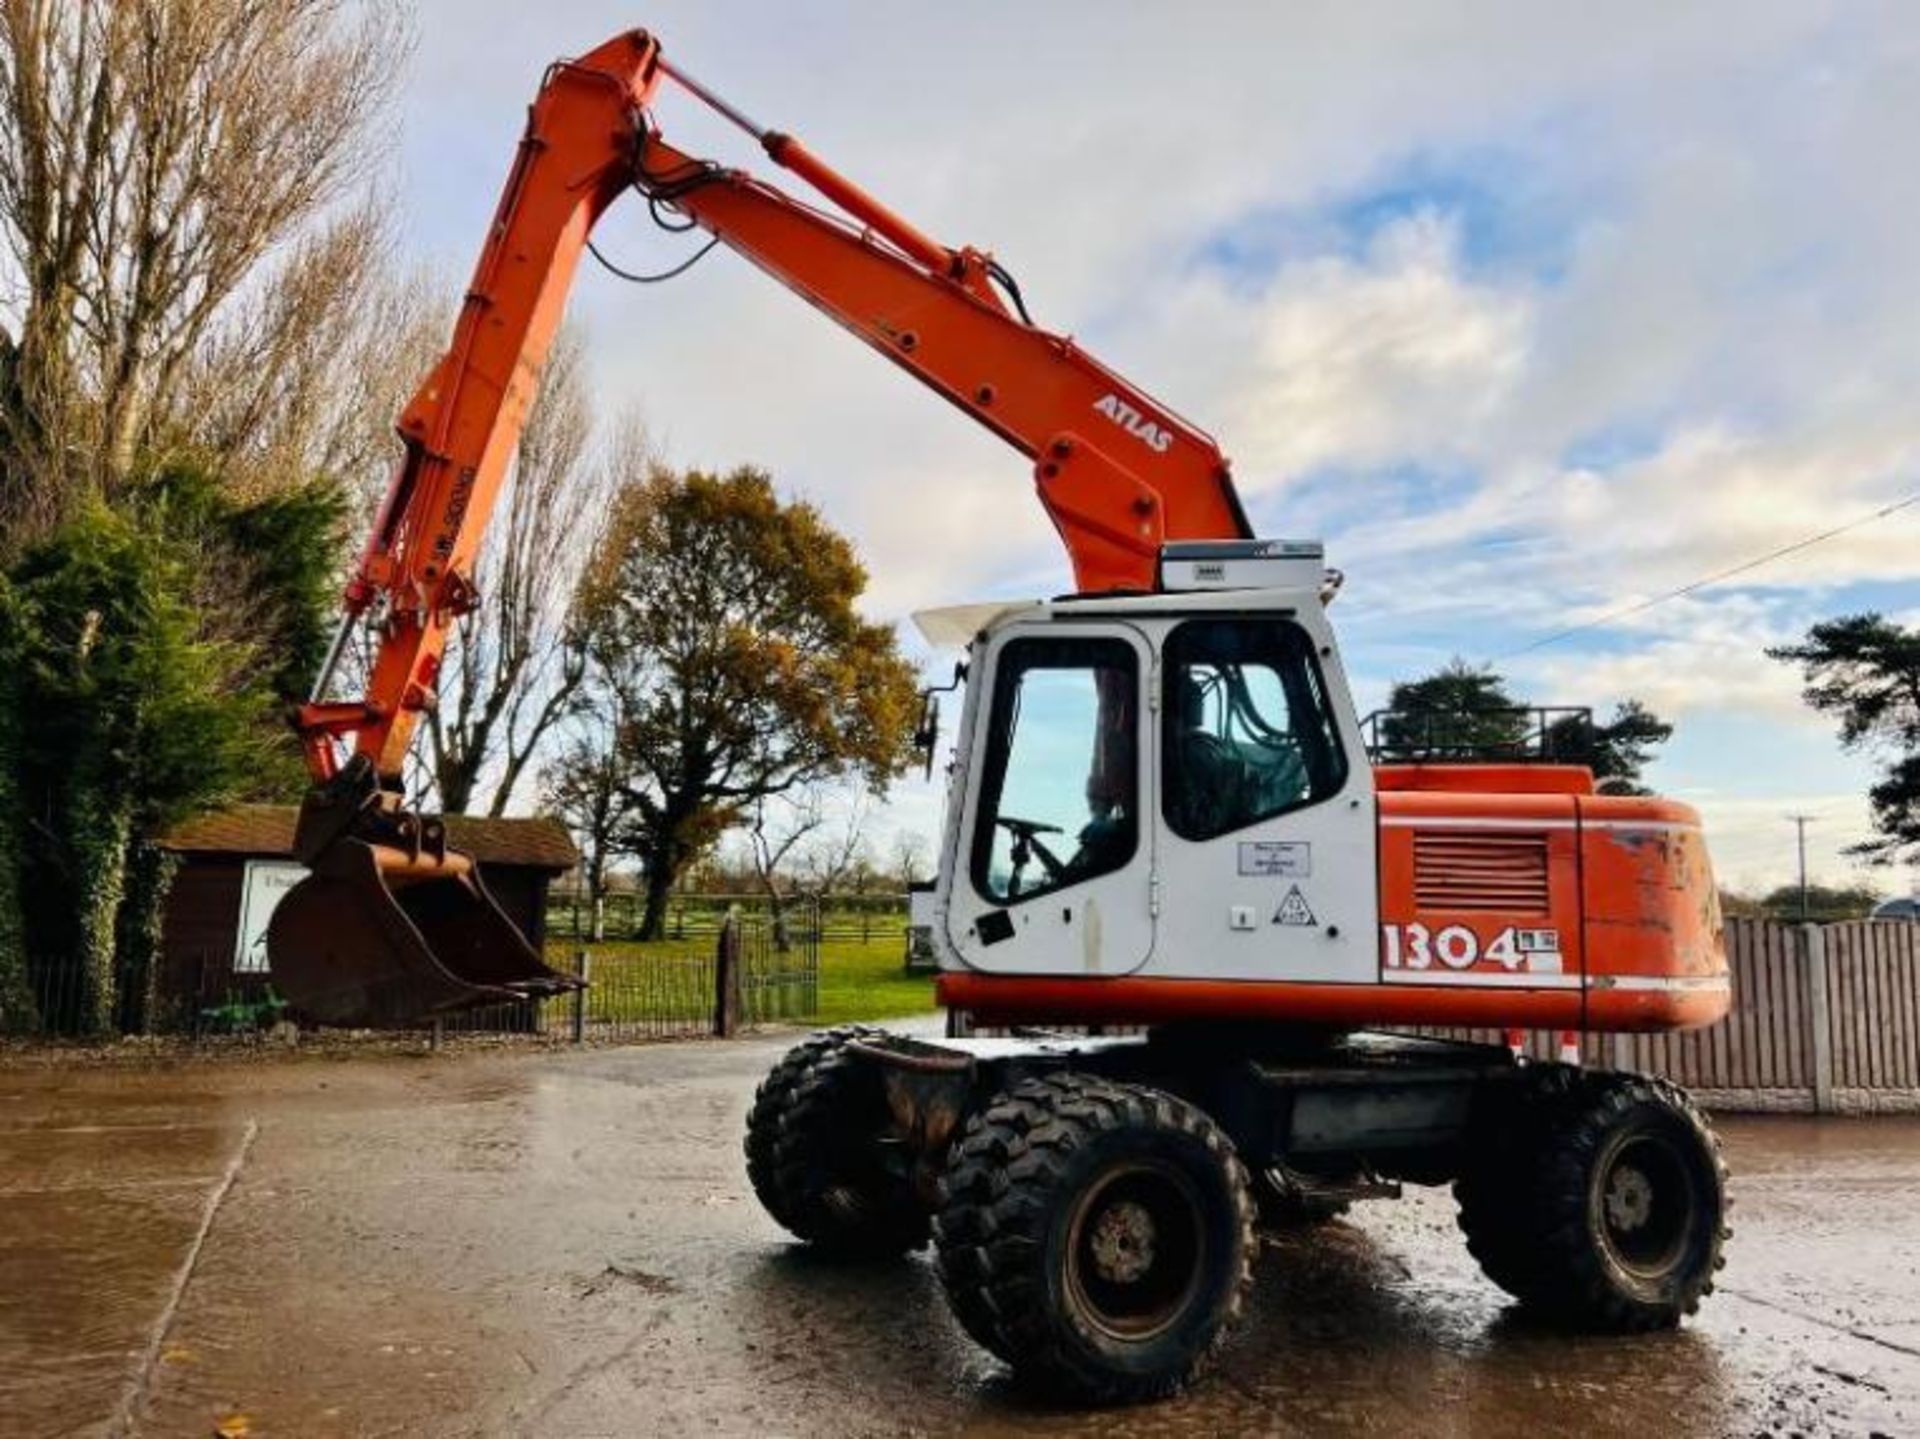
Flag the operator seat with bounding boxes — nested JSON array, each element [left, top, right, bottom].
[[1167, 672, 1247, 837]]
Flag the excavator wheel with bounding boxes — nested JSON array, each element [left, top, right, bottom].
[[1457, 1071, 1729, 1330], [1454, 1066, 1576, 1301], [934, 1072, 1255, 1404], [744, 1027, 930, 1257]]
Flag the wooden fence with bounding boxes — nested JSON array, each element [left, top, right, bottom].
[[1429, 917, 1920, 1113]]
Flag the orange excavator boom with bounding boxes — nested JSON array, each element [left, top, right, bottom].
[[271, 29, 1250, 1026]]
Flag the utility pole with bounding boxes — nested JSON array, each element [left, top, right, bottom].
[[1787, 814, 1815, 920]]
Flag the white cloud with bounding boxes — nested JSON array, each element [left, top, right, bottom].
[[1142, 213, 1535, 483], [1681, 790, 1891, 898], [1528, 602, 1805, 724]]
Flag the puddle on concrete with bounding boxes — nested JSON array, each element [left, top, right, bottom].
[[2, 1050, 1916, 1436], [0, 1118, 234, 1437]]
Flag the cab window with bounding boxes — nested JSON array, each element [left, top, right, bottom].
[[971, 637, 1138, 904], [1162, 619, 1346, 841]]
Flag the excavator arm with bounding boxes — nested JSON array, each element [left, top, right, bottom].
[[634, 129, 1250, 593], [269, 28, 1249, 1027]]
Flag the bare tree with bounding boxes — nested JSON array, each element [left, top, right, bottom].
[[891, 829, 931, 891], [542, 708, 634, 944], [425, 332, 621, 815], [798, 788, 874, 899], [0, 0, 407, 544], [746, 792, 823, 949], [175, 211, 445, 501]]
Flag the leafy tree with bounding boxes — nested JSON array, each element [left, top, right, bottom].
[[125, 464, 347, 720], [1544, 700, 1674, 794], [3, 509, 264, 1031], [0, 464, 343, 1034], [573, 466, 920, 939], [1757, 881, 1884, 922], [1380, 661, 1532, 759], [1770, 614, 1920, 864], [1379, 659, 1672, 789]]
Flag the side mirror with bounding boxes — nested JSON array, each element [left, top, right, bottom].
[[913, 661, 968, 782], [913, 694, 941, 781]]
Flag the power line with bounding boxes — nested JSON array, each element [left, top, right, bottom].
[[1497, 488, 1920, 660]]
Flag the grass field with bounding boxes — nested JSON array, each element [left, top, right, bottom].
[[542, 934, 936, 1029], [811, 939, 938, 1025]]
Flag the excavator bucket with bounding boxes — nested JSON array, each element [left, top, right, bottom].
[[268, 776, 582, 1028]]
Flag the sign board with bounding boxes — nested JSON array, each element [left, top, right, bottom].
[[235, 860, 308, 973], [1237, 841, 1311, 878]]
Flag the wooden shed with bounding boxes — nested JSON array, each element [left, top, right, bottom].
[[157, 805, 578, 1018]]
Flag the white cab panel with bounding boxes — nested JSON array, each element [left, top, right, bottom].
[[940, 621, 1156, 977], [1134, 602, 1378, 985], [932, 585, 1380, 990]]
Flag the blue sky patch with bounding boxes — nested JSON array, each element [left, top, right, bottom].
[[1192, 143, 1587, 290]]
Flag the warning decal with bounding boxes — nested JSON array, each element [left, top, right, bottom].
[[1273, 885, 1318, 927]]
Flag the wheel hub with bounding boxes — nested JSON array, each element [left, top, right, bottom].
[[1064, 1161, 1209, 1341], [1605, 1164, 1655, 1233], [1087, 1198, 1157, 1283], [1594, 1127, 1700, 1277]]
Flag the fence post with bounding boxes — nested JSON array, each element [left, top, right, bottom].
[[572, 948, 590, 1043], [1802, 922, 1835, 1114], [714, 905, 742, 1038]]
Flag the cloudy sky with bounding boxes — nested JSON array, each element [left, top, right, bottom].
[[397, 1, 1920, 894]]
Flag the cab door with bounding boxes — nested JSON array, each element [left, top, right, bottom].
[[943, 624, 1155, 977], [1146, 610, 1378, 985]]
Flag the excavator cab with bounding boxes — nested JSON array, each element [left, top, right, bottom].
[[267, 759, 581, 1028]]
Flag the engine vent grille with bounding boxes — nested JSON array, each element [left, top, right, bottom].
[[1412, 831, 1550, 913]]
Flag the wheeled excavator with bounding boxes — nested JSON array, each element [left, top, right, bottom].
[[268, 29, 1733, 1402]]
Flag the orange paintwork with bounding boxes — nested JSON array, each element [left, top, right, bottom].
[[940, 787, 1729, 1034], [1575, 794, 1727, 1025], [298, 31, 665, 779], [1374, 763, 1595, 795], [642, 129, 1247, 590], [298, 28, 1244, 785], [936, 971, 1730, 1031]]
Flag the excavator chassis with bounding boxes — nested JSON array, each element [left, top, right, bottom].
[[745, 1025, 1729, 1404], [846, 1026, 1517, 1213]]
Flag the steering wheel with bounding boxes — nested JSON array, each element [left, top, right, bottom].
[[995, 815, 1068, 890]]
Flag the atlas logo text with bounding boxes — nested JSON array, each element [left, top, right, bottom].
[[1093, 393, 1173, 453]]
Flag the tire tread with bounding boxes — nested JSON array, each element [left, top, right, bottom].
[[934, 1071, 1255, 1403]]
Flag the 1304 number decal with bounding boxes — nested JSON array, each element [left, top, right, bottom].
[[1381, 923, 1562, 972]]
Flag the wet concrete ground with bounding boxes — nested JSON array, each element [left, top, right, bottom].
[[4, 1034, 1918, 1438]]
